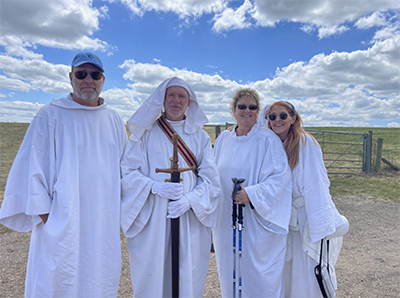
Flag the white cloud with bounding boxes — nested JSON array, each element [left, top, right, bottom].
[[252, 0, 400, 27], [1, 0, 399, 59], [0, 36, 43, 59], [98, 5, 110, 20], [0, 0, 113, 54], [318, 25, 350, 39], [260, 32, 400, 98], [387, 122, 400, 127], [112, 0, 227, 17], [2, 31, 400, 125], [107, 0, 400, 31], [116, 35, 400, 125], [118, 59, 241, 122], [212, 0, 253, 33], [0, 74, 32, 92], [247, 33, 400, 126], [0, 100, 44, 123], [101, 87, 142, 121], [355, 11, 388, 29], [213, 0, 400, 38], [300, 24, 315, 34], [1, 0, 399, 126], [373, 23, 400, 41], [0, 55, 72, 94]]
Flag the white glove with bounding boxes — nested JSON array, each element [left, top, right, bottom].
[[167, 196, 190, 219], [152, 182, 183, 200]]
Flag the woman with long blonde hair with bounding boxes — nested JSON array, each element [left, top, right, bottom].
[[266, 101, 349, 297]]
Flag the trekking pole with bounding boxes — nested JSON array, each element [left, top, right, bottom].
[[231, 178, 245, 298], [232, 185, 237, 298], [238, 203, 245, 298]]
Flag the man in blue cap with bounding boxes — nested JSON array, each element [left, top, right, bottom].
[[0, 52, 128, 297], [70, 51, 106, 107]]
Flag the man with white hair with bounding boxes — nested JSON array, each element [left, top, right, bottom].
[[0, 52, 127, 297], [121, 77, 221, 297]]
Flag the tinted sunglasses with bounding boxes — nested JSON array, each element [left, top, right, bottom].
[[237, 104, 258, 110], [268, 112, 288, 121], [73, 70, 104, 80]]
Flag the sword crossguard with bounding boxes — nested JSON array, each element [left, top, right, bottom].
[[155, 134, 194, 180], [155, 166, 195, 175], [164, 178, 183, 182]]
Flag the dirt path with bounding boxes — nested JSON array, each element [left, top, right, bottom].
[[1, 196, 399, 297]]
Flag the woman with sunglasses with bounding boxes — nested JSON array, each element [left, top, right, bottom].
[[212, 88, 292, 297], [266, 101, 349, 297]]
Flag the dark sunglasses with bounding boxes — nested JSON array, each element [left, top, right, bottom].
[[268, 112, 288, 121], [237, 104, 258, 110], [73, 70, 104, 80]]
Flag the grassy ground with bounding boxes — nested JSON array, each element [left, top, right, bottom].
[[1, 123, 398, 298], [205, 124, 400, 202], [0, 122, 29, 200], [1, 123, 399, 205], [329, 172, 400, 202]]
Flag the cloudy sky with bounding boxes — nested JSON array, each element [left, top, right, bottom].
[[0, 0, 399, 127]]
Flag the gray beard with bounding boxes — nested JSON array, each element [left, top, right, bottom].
[[75, 88, 99, 101]]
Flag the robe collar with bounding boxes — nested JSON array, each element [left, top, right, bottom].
[[49, 94, 107, 110]]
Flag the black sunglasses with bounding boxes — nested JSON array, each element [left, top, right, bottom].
[[268, 112, 288, 121], [237, 104, 258, 110], [73, 70, 104, 80]]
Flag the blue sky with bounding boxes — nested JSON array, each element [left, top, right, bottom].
[[0, 0, 399, 127]]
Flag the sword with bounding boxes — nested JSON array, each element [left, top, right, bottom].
[[156, 134, 194, 298]]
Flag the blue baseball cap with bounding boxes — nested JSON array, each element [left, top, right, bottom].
[[71, 52, 104, 72]]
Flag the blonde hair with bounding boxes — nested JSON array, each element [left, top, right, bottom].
[[267, 101, 316, 170], [230, 88, 261, 119]]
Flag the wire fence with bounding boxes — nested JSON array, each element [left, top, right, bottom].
[[211, 124, 378, 175], [305, 129, 371, 175], [1, 123, 398, 180]]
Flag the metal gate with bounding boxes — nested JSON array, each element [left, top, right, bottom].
[[306, 129, 371, 175]]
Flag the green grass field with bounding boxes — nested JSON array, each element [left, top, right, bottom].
[[205, 124, 400, 202], [1, 123, 399, 204]]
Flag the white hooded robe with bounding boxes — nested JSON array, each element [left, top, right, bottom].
[[212, 123, 292, 298], [120, 77, 221, 298], [0, 94, 127, 298], [284, 134, 348, 298]]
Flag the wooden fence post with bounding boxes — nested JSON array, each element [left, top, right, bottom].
[[364, 131, 372, 173], [374, 138, 383, 173]]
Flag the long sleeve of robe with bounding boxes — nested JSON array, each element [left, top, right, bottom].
[[284, 134, 348, 298], [121, 119, 220, 298], [0, 95, 127, 298], [212, 124, 292, 298]]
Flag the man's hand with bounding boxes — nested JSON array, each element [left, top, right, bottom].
[[39, 213, 49, 224], [167, 196, 190, 218], [152, 182, 183, 200]]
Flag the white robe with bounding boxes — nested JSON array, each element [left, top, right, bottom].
[[0, 95, 127, 298], [121, 119, 220, 298], [212, 124, 292, 298], [284, 134, 347, 298]]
